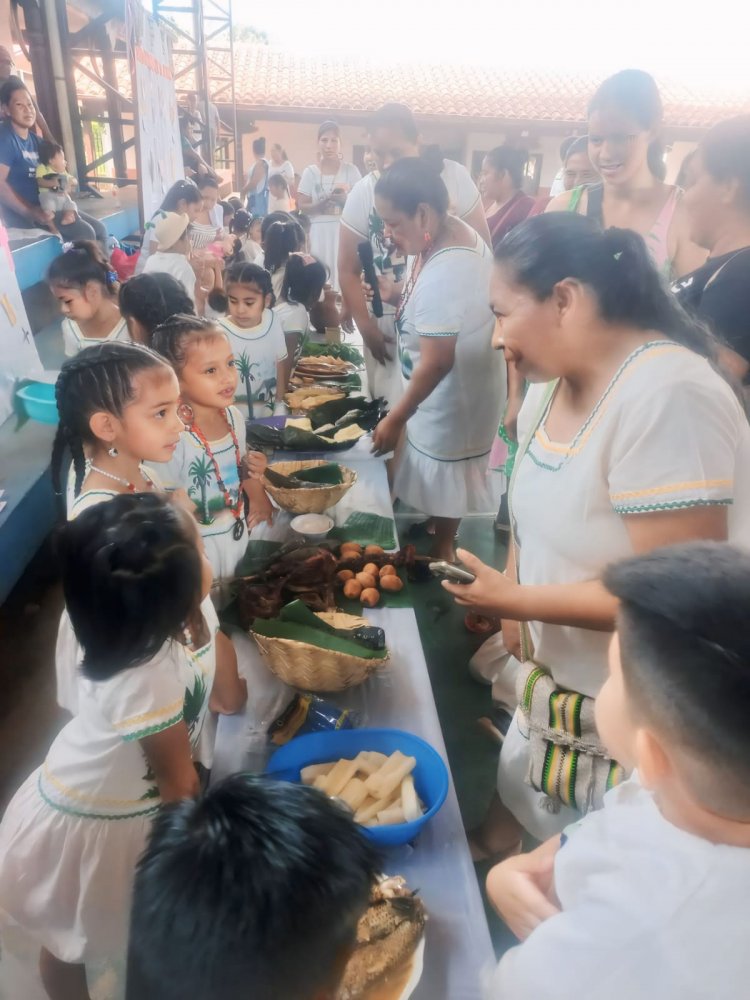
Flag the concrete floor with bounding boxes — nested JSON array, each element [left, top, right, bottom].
[[0, 513, 515, 996]]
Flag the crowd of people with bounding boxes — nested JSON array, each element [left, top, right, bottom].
[[1, 56, 750, 999]]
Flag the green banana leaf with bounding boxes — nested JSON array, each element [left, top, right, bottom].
[[252, 617, 388, 660], [302, 342, 364, 365], [246, 423, 363, 453], [291, 463, 344, 485], [279, 600, 385, 649], [308, 396, 386, 432], [329, 512, 398, 550]]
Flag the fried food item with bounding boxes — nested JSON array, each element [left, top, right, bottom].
[[364, 545, 385, 557], [360, 588, 380, 607], [338, 878, 426, 1000], [337, 569, 355, 583], [355, 572, 377, 589], [340, 542, 363, 557], [362, 562, 379, 577], [379, 564, 396, 579], [344, 580, 363, 599], [380, 576, 403, 593]]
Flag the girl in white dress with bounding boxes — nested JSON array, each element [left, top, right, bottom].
[[50, 342, 186, 714], [213, 262, 290, 417], [151, 315, 274, 590], [296, 121, 361, 291], [274, 252, 328, 360], [262, 214, 306, 300], [442, 213, 750, 854], [370, 157, 505, 561], [0, 493, 224, 999], [47, 241, 130, 356]]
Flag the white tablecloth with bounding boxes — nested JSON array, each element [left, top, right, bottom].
[[213, 455, 496, 998]]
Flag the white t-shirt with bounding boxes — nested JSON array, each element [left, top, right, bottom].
[[269, 159, 295, 185], [42, 596, 217, 820], [215, 311, 288, 416], [298, 162, 361, 216], [341, 160, 481, 317], [397, 238, 502, 461], [62, 317, 130, 357], [512, 342, 750, 698], [489, 779, 750, 1000], [143, 251, 196, 304], [274, 300, 310, 339]]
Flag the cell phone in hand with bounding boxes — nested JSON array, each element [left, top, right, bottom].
[[429, 560, 476, 584], [358, 241, 384, 318]]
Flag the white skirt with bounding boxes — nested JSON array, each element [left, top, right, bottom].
[[308, 215, 342, 291], [496, 709, 582, 841], [0, 770, 152, 964], [393, 439, 502, 519]]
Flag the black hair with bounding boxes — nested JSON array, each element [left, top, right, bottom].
[[160, 179, 202, 212], [227, 195, 242, 212], [559, 135, 578, 162], [195, 174, 219, 192], [484, 145, 528, 190], [272, 143, 289, 160], [252, 136, 266, 156], [219, 199, 234, 220], [675, 149, 697, 190], [604, 542, 750, 817], [369, 102, 419, 144], [495, 213, 721, 363], [51, 342, 172, 510], [151, 314, 226, 374], [281, 254, 328, 308], [374, 156, 449, 217], [0, 77, 28, 106], [564, 136, 590, 163], [230, 209, 252, 236], [126, 773, 380, 1000], [263, 218, 305, 274], [119, 273, 195, 345], [38, 139, 63, 164], [700, 115, 750, 210], [588, 69, 666, 180], [268, 173, 289, 192], [260, 210, 295, 242], [222, 261, 275, 306], [288, 208, 311, 236], [48, 240, 118, 295], [59, 493, 201, 681]]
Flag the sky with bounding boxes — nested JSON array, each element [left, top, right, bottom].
[[239, 0, 749, 87]]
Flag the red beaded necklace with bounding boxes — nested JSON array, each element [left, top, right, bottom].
[[187, 409, 246, 540]]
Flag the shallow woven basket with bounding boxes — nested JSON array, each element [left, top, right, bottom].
[[251, 611, 388, 692], [263, 460, 357, 515]]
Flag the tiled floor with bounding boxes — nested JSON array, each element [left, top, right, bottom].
[[0, 513, 516, 997]]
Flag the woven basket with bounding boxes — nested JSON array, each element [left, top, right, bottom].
[[251, 611, 388, 692], [263, 460, 357, 515]]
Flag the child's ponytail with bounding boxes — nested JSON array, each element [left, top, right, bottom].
[[51, 342, 171, 514], [263, 219, 305, 275], [48, 240, 120, 296], [281, 253, 328, 307]]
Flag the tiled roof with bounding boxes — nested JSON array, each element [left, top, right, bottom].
[[231, 45, 750, 131]]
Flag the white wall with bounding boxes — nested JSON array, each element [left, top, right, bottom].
[[241, 120, 369, 180]]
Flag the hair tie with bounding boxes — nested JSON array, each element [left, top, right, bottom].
[[613, 251, 623, 261], [107, 270, 118, 284], [62, 242, 76, 253]]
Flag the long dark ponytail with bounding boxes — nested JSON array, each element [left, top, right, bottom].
[[495, 213, 720, 363], [51, 342, 171, 514]]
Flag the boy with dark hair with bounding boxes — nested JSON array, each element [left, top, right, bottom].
[[126, 773, 380, 1000], [487, 541, 750, 999], [36, 139, 79, 225]]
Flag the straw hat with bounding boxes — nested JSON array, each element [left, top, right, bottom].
[[153, 211, 189, 250]]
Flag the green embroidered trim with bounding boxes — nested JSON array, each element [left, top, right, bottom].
[[405, 439, 491, 464], [120, 708, 184, 742], [417, 330, 459, 338], [613, 498, 732, 515], [38, 775, 161, 822]]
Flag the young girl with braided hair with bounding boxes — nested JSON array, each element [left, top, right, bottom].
[[151, 315, 274, 594], [48, 241, 130, 356], [0, 494, 225, 1000], [119, 271, 195, 347]]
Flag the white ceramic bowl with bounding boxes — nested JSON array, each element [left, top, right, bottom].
[[290, 513, 334, 542]]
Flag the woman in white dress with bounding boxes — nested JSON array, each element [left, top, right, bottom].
[[442, 213, 750, 855], [370, 157, 505, 561], [0, 494, 227, 998], [296, 121, 361, 292], [268, 143, 295, 189]]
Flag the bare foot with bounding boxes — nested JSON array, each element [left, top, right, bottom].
[[61, 211, 77, 225]]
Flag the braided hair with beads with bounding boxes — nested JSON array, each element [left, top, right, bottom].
[[51, 342, 172, 515]]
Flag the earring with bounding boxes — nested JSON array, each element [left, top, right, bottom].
[[178, 402, 194, 428], [108, 446, 118, 458], [183, 626, 193, 647]]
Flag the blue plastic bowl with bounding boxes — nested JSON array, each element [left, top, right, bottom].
[[17, 382, 58, 425], [265, 727, 449, 847]]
